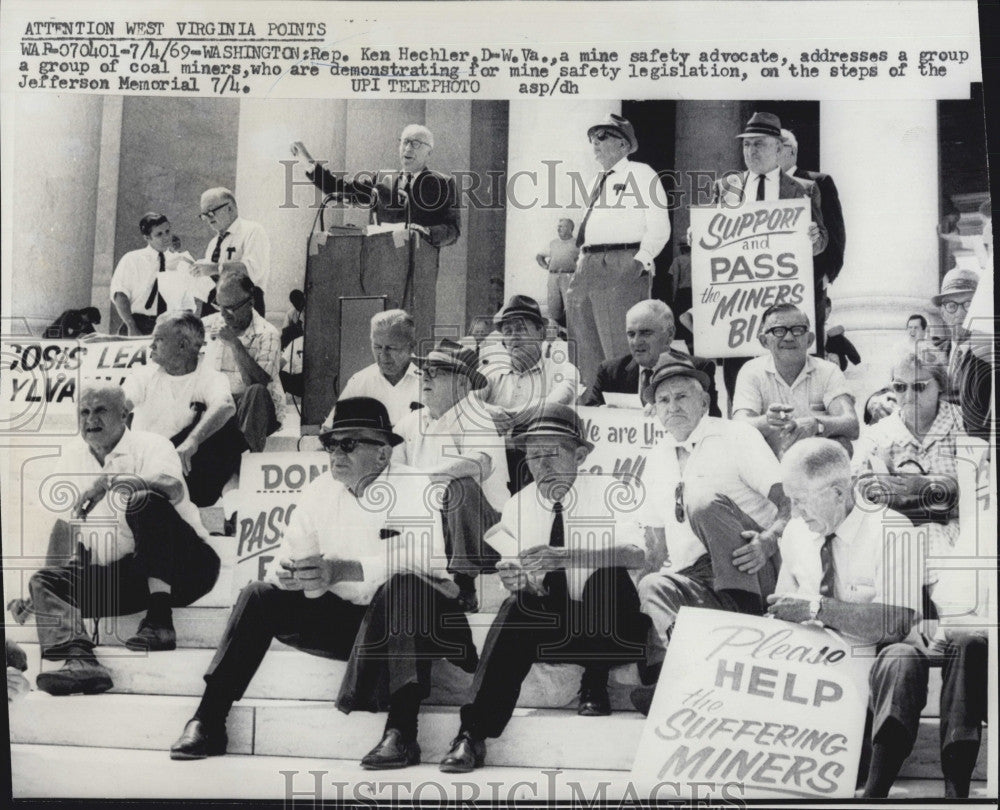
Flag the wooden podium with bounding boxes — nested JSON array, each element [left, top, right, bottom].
[[302, 225, 440, 428]]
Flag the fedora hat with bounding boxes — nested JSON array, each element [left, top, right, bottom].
[[736, 112, 783, 139], [931, 268, 980, 305], [318, 396, 403, 446], [641, 353, 712, 405], [413, 338, 487, 390], [587, 113, 639, 155], [494, 294, 546, 328], [510, 402, 594, 453]]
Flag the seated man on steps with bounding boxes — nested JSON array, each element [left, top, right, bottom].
[[23, 383, 220, 694], [123, 312, 244, 507], [438, 403, 649, 774], [170, 397, 477, 769], [393, 339, 508, 612]]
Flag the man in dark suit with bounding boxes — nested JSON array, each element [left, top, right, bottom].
[[779, 128, 846, 350], [579, 299, 721, 417], [707, 112, 828, 408], [294, 124, 460, 248]]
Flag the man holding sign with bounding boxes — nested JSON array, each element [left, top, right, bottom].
[[769, 439, 925, 798]]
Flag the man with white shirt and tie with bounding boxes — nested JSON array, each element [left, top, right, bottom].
[[193, 188, 270, 316], [565, 113, 672, 385], [767, 438, 927, 798]]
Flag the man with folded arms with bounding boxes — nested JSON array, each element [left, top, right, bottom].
[[393, 339, 508, 612], [123, 312, 243, 507], [25, 384, 220, 694], [733, 303, 858, 458], [202, 268, 285, 452], [579, 298, 719, 415], [438, 403, 649, 773], [628, 355, 789, 714], [767, 439, 926, 798]]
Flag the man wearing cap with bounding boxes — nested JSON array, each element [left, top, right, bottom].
[[931, 268, 980, 403], [629, 355, 790, 714], [171, 397, 477, 769], [732, 303, 858, 459], [708, 112, 828, 404], [778, 128, 846, 350], [393, 339, 509, 612], [580, 298, 720, 416], [294, 124, 460, 248], [565, 113, 672, 384], [337, 309, 422, 426], [438, 403, 650, 773]]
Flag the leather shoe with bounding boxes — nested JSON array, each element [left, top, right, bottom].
[[439, 730, 486, 773], [577, 685, 612, 716], [630, 684, 655, 717], [126, 621, 176, 652], [36, 657, 113, 696], [170, 718, 228, 760], [360, 728, 421, 770]]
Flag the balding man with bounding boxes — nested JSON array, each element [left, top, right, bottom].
[[579, 299, 719, 415], [24, 384, 220, 694], [203, 268, 285, 452], [192, 188, 270, 315], [294, 124, 460, 248]]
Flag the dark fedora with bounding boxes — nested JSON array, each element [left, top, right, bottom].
[[510, 402, 594, 453], [494, 294, 546, 328], [587, 113, 639, 155], [319, 396, 403, 446], [413, 338, 487, 390], [641, 353, 711, 405], [736, 112, 782, 140]]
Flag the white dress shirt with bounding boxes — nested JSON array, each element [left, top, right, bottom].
[[203, 217, 271, 293], [336, 362, 422, 427], [110, 246, 198, 315]]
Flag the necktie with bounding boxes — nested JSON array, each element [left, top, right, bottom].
[[398, 172, 412, 227], [819, 533, 837, 598], [755, 173, 766, 202], [639, 367, 652, 397], [143, 251, 167, 315], [576, 171, 612, 247], [210, 231, 229, 264], [543, 501, 568, 602]]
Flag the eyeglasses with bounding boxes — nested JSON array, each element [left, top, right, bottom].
[[764, 325, 809, 338], [320, 437, 386, 454], [674, 482, 685, 523], [420, 366, 454, 380], [199, 202, 230, 221], [590, 131, 623, 143], [400, 138, 430, 149], [940, 300, 971, 314], [890, 380, 933, 395], [219, 297, 254, 315]]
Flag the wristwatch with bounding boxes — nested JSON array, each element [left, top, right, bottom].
[[815, 420, 825, 435], [808, 598, 822, 621]]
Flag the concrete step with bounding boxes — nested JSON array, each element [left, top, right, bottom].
[[9, 692, 988, 780]]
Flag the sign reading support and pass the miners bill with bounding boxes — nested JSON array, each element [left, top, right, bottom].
[[690, 199, 815, 358]]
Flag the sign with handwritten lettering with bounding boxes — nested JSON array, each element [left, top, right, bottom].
[[630, 608, 872, 799], [577, 405, 666, 486], [228, 451, 330, 599], [690, 200, 815, 357]]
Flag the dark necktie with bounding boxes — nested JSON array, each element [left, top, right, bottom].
[[639, 367, 652, 397], [205, 232, 230, 311], [398, 172, 412, 226], [755, 173, 766, 202], [143, 251, 167, 315], [543, 501, 568, 602], [576, 170, 612, 247], [819, 533, 837, 598], [210, 231, 229, 264]]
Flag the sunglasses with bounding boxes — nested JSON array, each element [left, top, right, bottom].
[[675, 481, 685, 523], [940, 300, 971, 314], [764, 325, 809, 338], [219, 297, 254, 315], [320, 437, 386, 454], [890, 380, 933, 395], [590, 131, 623, 143]]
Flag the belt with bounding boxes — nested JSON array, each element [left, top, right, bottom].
[[581, 242, 640, 254]]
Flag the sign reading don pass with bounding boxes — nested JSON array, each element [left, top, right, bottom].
[[630, 608, 872, 800], [690, 200, 815, 358]]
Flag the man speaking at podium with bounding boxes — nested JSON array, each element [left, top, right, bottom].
[[292, 124, 460, 248]]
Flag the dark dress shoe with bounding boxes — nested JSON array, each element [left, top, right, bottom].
[[630, 684, 655, 717], [36, 657, 113, 696], [170, 718, 228, 760], [577, 686, 612, 716], [126, 620, 176, 652], [439, 730, 486, 773], [359, 728, 421, 770]]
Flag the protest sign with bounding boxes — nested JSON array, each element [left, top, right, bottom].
[[577, 405, 666, 486], [690, 200, 815, 358], [229, 450, 329, 598], [631, 607, 872, 800]]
